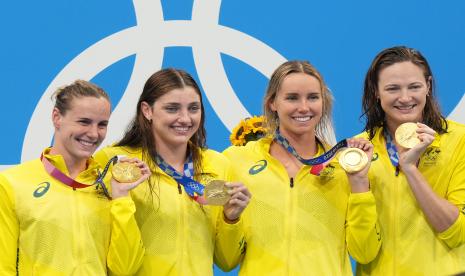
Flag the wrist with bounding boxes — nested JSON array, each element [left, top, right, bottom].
[[400, 163, 418, 174], [349, 176, 370, 193], [223, 212, 240, 224], [111, 189, 129, 199]]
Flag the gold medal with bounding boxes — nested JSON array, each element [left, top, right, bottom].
[[204, 180, 231, 206], [112, 162, 142, 183], [395, 122, 420, 148], [338, 147, 369, 173]]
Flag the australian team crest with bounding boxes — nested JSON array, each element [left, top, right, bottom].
[[319, 164, 336, 181], [422, 147, 441, 165]]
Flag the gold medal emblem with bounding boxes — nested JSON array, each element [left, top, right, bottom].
[[395, 122, 420, 148], [112, 162, 142, 183], [204, 180, 231, 206], [338, 148, 369, 173]]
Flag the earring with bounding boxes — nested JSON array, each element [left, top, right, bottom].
[[273, 113, 279, 129]]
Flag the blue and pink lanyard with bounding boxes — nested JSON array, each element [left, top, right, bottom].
[[155, 154, 207, 204], [274, 129, 348, 175], [41, 153, 116, 199]]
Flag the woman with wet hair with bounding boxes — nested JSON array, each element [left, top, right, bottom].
[[357, 46, 465, 275]]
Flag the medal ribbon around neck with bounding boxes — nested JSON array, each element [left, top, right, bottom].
[[274, 129, 348, 175], [155, 154, 206, 204], [383, 128, 400, 176], [41, 153, 117, 199]]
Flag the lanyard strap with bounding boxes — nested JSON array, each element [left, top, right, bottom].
[[383, 128, 400, 176], [274, 129, 348, 175], [155, 154, 206, 201], [41, 154, 116, 198]]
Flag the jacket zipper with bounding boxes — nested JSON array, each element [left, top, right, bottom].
[[287, 176, 294, 274]]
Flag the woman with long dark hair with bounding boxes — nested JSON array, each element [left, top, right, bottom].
[[357, 46, 465, 275], [96, 68, 251, 275]]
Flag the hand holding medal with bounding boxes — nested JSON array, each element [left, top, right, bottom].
[[201, 178, 250, 224], [112, 162, 142, 183], [110, 157, 152, 199], [340, 138, 373, 174], [221, 182, 251, 223], [204, 180, 231, 206], [341, 138, 373, 193], [394, 122, 436, 171], [338, 147, 369, 173], [395, 122, 421, 149]]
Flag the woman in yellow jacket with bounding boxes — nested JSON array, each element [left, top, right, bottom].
[[0, 80, 150, 275], [223, 60, 382, 275], [356, 46, 465, 275], [95, 68, 251, 275]]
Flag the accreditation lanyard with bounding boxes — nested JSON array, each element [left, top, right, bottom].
[[155, 154, 206, 203], [274, 129, 348, 175], [383, 129, 400, 176], [40, 153, 116, 199]]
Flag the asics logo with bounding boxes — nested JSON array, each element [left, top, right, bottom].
[[249, 160, 267, 175], [33, 182, 50, 198]]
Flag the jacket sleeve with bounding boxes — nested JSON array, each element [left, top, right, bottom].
[[212, 159, 246, 272], [213, 209, 246, 272], [437, 143, 465, 248], [0, 174, 19, 275], [107, 197, 145, 276], [94, 148, 145, 276], [345, 191, 382, 264]]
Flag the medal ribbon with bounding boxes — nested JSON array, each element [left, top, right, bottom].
[[155, 154, 206, 203], [274, 129, 348, 175], [41, 153, 117, 199], [383, 128, 400, 176]]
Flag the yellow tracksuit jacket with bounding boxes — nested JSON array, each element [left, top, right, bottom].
[[94, 145, 245, 276], [0, 148, 113, 275], [223, 137, 381, 275], [356, 120, 465, 276]]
